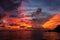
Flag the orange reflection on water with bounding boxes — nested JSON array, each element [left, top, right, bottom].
[[43, 32, 60, 40], [0, 30, 60, 40]]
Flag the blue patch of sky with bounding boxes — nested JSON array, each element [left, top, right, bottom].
[[21, 0, 60, 15]]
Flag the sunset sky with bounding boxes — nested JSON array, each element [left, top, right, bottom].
[[0, 0, 60, 19]]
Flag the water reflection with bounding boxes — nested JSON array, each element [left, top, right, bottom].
[[0, 30, 60, 40], [43, 32, 60, 40]]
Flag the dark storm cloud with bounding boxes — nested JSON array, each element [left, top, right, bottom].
[[0, 0, 20, 18], [0, 0, 29, 19], [0, 0, 21, 11], [0, 0, 22, 19]]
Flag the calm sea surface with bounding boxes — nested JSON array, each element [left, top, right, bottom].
[[0, 30, 60, 40]]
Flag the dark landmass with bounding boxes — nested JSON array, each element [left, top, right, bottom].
[[47, 25, 60, 33], [52, 25, 60, 32]]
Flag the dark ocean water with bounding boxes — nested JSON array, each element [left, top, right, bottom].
[[0, 30, 60, 40]]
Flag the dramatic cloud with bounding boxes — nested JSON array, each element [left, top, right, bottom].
[[0, 0, 28, 19], [0, 0, 60, 19], [0, 0, 21, 11]]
